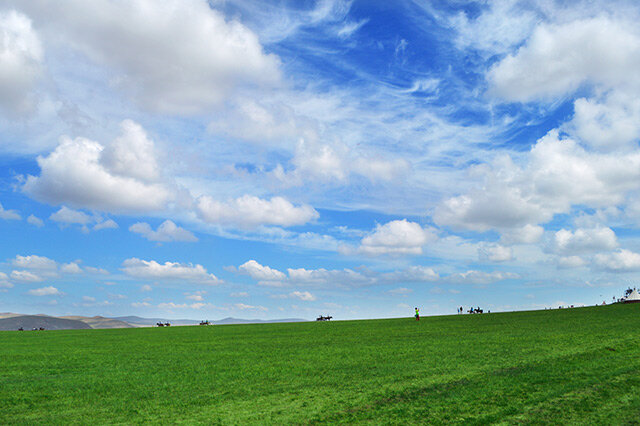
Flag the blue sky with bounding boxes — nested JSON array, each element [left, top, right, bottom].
[[1, 0, 640, 320]]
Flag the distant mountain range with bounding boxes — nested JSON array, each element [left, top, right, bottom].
[[0, 315, 92, 331], [111, 316, 308, 326], [0, 313, 308, 330]]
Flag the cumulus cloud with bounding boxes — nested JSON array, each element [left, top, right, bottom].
[[130, 220, 197, 242], [234, 303, 267, 311], [388, 287, 413, 295], [14, 0, 281, 114], [0, 10, 42, 116], [27, 214, 44, 227], [122, 258, 221, 285], [93, 219, 118, 231], [382, 266, 439, 283], [289, 290, 316, 301], [434, 131, 640, 232], [274, 139, 409, 186], [12, 254, 57, 271], [158, 302, 208, 310], [237, 260, 286, 282], [550, 227, 617, 255], [488, 17, 640, 102], [233, 260, 441, 289], [28, 285, 59, 296], [556, 255, 587, 269], [23, 120, 175, 213], [0, 272, 13, 288], [61, 262, 82, 274], [500, 224, 544, 245], [356, 219, 438, 255], [197, 194, 318, 228], [0, 202, 20, 220], [570, 91, 640, 151], [449, 0, 538, 54], [445, 270, 519, 285], [478, 244, 513, 262], [10, 270, 43, 282], [50, 206, 91, 225], [595, 249, 640, 272], [100, 120, 160, 182]]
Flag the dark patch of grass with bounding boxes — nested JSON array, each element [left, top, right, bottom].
[[1, 304, 639, 424]]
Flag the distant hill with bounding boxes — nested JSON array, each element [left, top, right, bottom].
[[60, 316, 134, 329], [0, 313, 22, 319], [110, 316, 198, 326], [110, 315, 308, 326], [0, 315, 91, 331]]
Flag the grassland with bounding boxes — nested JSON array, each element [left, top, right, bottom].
[[1, 304, 640, 424]]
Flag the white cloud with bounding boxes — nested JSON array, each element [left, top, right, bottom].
[[0, 10, 42, 116], [50, 206, 91, 225], [234, 303, 268, 311], [230, 292, 249, 297], [100, 120, 160, 182], [131, 301, 150, 308], [556, 255, 587, 269], [61, 262, 82, 274], [82, 295, 95, 302], [0, 272, 13, 288], [357, 220, 437, 255], [595, 249, 640, 272], [16, 0, 281, 114], [93, 219, 118, 231], [500, 225, 544, 245], [238, 260, 286, 282], [550, 227, 617, 255], [28, 285, 59, 296], [445, 270, 519, 285], [27, 214, 44, 227], [140, 284, 152, 292], [449, 0, 538, 54], [274, 139, 409, 186], [157, 302, 207, 310], [478, 244, 513, 262], [389, 287, 413, 295], [197, 194, 318, 228], [12, 254, 57, 270], [488, 17, 640, 102], [234, 260, 441, 289], [122, 258, 221, 285], [434, 131, 640, 232], [0, 202, 20, 220], [570, 91, 640, 151], [289, 291, 316, 301], [11, 270, 43, 282], [85, 266, 109, 275], [23, 121, 175, 213], [185, 294, 204, 301], [129, 220, 197, 242], [381, 266, 439, 283]]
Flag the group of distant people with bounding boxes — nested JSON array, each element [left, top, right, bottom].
[[457, 306, 488, 314]]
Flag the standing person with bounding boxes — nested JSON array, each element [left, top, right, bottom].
[[414, 307, 420, 321]]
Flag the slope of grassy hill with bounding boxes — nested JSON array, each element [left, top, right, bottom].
[[60, 316, 134, 329], [1, 304, 639, 424]]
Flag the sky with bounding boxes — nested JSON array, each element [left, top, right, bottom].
[[1, 0, 640, 320]]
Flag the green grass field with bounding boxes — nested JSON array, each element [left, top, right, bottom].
[[1, 304, 640, 424]]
